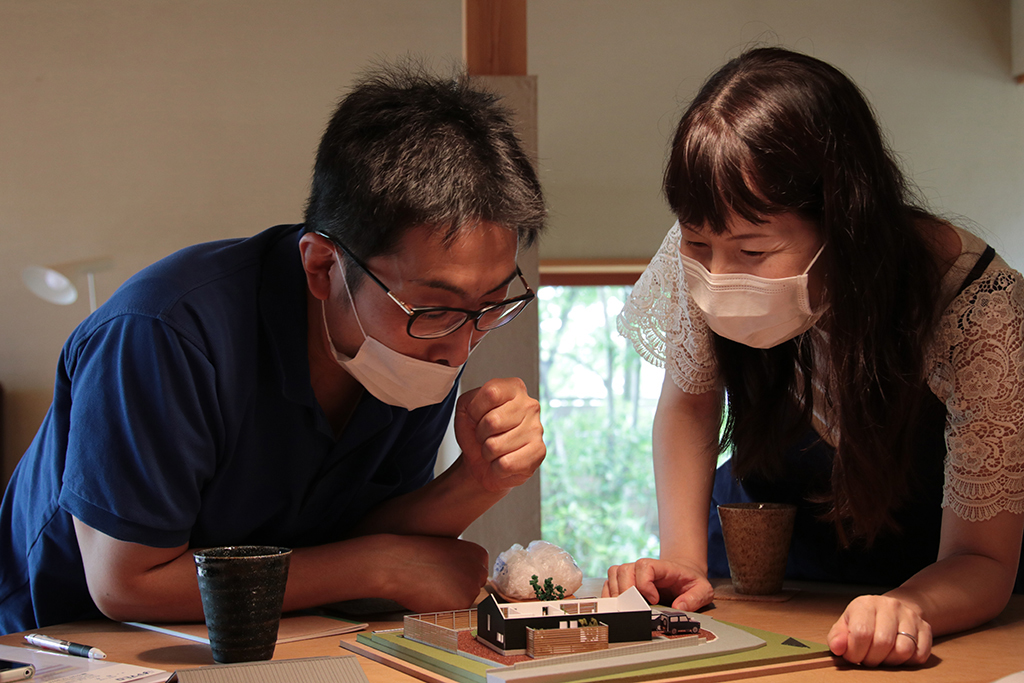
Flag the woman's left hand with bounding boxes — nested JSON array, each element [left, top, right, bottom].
[[826, 594, 932, 667]]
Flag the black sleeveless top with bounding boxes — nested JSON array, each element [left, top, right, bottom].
[[707, 245, 1024, 592]]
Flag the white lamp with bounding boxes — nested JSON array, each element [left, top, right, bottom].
[[22, 257, 113, 313]]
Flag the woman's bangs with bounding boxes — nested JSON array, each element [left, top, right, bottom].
[[669, 121, 774, 233]]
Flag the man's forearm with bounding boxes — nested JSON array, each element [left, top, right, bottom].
[[352, 455, 508, 538]]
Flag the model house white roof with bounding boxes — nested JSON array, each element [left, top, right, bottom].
[[496, 586, 649, 620]]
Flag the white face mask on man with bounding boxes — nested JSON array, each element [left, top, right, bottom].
[[320, 252, 465, 411], [680, 243, 826, 349]]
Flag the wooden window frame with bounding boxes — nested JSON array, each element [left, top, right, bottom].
[[538, 259, 648, 287]]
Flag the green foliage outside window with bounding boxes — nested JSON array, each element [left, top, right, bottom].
[[538, 285, 661, 579]]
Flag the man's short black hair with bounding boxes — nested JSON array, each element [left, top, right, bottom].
[[304, 61, 545, 271]]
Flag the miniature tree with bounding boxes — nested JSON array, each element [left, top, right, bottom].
[[530, 574, 566, 601]]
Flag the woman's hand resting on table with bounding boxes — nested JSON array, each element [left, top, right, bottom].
[[827, 594, 932, 667], [602, 558, 714, 611], [607, 560, 934, 667]]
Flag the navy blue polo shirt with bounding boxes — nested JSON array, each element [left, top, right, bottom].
[[0, 224, 456, 634]]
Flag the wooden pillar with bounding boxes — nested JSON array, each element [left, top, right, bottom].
[[454, 0, 542, 565], [1014, 0, 1024, 83], [463, 0, 527, 76]]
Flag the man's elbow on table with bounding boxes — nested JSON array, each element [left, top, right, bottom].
[[73, 516, 202, 623]]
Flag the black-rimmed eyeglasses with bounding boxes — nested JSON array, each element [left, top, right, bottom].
[[317, 232, 536, 340]]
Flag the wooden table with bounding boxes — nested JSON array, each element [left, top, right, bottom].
[[2, 582, 1021, 683]]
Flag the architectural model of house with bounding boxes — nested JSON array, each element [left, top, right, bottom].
[[475, 586, 652, 656], [356, 586, 829, 683], [389, 589, 780, 683]]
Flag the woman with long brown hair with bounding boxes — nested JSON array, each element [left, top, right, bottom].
[[607, 47, 1024, 667]]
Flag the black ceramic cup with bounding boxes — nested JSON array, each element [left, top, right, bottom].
[[193, 545, 292, 663]]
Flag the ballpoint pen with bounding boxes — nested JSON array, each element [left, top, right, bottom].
[[24, 633, 107, 659]]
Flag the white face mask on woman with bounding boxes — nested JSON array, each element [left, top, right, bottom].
[[680, 244, 825, 349], [320, 253, 465, 411]]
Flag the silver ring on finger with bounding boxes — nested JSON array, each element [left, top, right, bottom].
[[896, 631, 918, 647]]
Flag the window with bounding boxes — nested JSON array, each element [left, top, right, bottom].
[[537, 261, 662, 578]]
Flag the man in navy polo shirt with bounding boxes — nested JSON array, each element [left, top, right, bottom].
[[0, 64, 547, 633]]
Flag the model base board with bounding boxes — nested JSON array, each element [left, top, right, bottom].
[[343, 611, 832, 683]]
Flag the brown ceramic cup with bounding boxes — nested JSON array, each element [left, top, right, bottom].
[[193, 545, 292, 663], [717, 503, 796, 595]]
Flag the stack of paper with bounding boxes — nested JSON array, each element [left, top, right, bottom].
[[0, 643, 168, 682], [167, 654, 369, 683], [124, 614, 367, 645]]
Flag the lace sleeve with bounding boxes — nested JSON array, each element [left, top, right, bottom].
[[617, 223, 718, 394], [928, 264, 1024, 521]]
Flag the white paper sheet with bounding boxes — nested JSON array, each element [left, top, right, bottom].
[[0, 643, 168, 683]]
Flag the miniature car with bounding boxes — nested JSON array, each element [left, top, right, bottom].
[[658, 612, 700, 635]]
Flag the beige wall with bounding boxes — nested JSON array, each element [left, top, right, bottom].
[[532, 0, 1024, 263], [0, 0, 462, 482], [3, 1, 1022, 495]]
